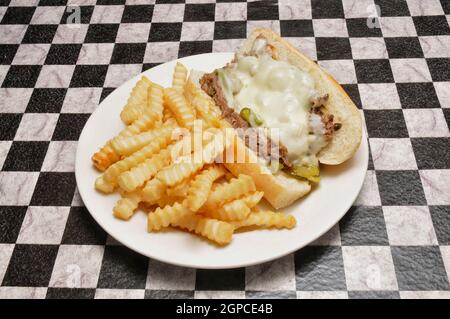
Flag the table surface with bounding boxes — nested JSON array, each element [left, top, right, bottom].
[[0, 0, 450, 299]]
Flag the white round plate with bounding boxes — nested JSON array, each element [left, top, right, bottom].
[[76, 53, 368, 269]]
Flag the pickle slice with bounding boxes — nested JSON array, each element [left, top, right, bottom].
[[287, 164, 320, 183]]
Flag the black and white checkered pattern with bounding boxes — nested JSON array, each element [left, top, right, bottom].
[[0, 0, 449, 299]]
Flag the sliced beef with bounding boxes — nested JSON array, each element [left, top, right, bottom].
[[310, 94, 341, 140]]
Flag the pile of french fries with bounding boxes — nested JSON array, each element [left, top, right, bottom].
[[92, 62, 296, 245]]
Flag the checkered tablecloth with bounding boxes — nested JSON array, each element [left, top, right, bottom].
[[0, 0, 449, 300]]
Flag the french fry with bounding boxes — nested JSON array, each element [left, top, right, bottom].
[[147, 202, 191, 231], [186, 165, 225, 211], [172, 62, 188, 91], [92, 144, 121, 172], [164, 88, 196, 130], [141, 178, 166, 204], [95, 175, 115, 193], [113, 191, 141, 220], [232, 211, 296, 230], [204, 199, 251, 221], [166, 178, 190, 198], [240, 191, 264, 208], [147, 83, 164, 120], [120, 76, 152, 124], [190, 96, 221, 128], [172, 214, 234, 245]]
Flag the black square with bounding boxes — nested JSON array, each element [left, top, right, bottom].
[[376, 170, 427, 206], [0, 0, 9, 4], [195, 268, 245, 290], [60, 5, 93, 24], [110, 43, 146, 64], [247, 0, 279, 20], [61, 206, 107, 245], [22, 25, 58, 44], [84, 24, 119, 43], [411, 138, 450, 169], [0, 206, 27, 243], [354, 59, 394, 83], [45, 44, 82, 65], [0, 44, 19, 65], [39, 0, 68, 5], [145, 290, 194, 299], [442, 0, 450, 14], [311, 0, 344, 19], [246, 291, 296, 299], [280, 20, 314, 37], [295, 246, 346, 290], [1, 6, 35, 24], [46, 288, 95, 299], [364, 110, 408, 138], [444, 109, 450, 130], [122, 4, 153, 23], [97, 245, 148, 289], [52, 113, 90, 140], [346, 18, 383, 37], [0, 113, 22, 140], [30, 172, 76, 206], [100, 87, 115, 102], [2, 244, 58, 287], [348, 291, 400, 299], [430, 206, 450, 245], [339, 206, 389, 245], [142, 63, 160, 73], [184, 4, 215, 22], [155, 0, 184, 3], [97, 0, 125, 4], [3, 141, 49, 171], [178, 41, 212, 58], [427, 58, 450, 81], [385, 37, 424, 58], [316, 37, 352, 60], [413, 16, 450, 36], [2, 65, 41, 88], [391, 246, 449, 290], [26, 88, 67, 113], [149, 23, 182, 42], [214, 21, 246, 40], [70, 65, 108, 88], [396, 83, 440, 109], [342, 84, 362, 109], [374, 0, 410, 16]]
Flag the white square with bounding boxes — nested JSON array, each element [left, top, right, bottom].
[[126, 0, 156, 4], [279, 0, 312, 19], [313, 19, 348, 37], [369, 138, 417, 170], [420, 170, 450, 205], [318, 60, 357, 84], [215, 3, 246, 21], [342, 0, 376, 18], [90, 5, 124, 24], [30, 6, 65, 24], [0, 66, 8, 87], [104, 64, 142, 88], [440, 246, 450, 283], [383, 206, 438, 245], [403, 108, 450, 137], [9, 0, 39, 6], [95, 289, 145, 299], [151, 4, 185, 23], [62, 88, 102, 113], [12, 44, 50, 65], [349, 38, 388, 59], [67, 0, 97, 4], [213, 39, 243, 53], [116, 23, 151, 43], [144, 42, 179, 63], [49, 245, 104, 288], [194, 291, 245, 299], [0, 287, 47, 299], [400, 291, 450, 299], [17, 206, 70, 245], [406, 0, 444, 16], [297, 291, 348, 299], [245, 254, 295, 291], [0, 88, 33, 113], [354, 170, 382, 206], [310, 224, 341, 245], [247, 21, 280, 37], [380, 17, 417, 37], [285, 37, 317, 61], [42, 141, 78, 172], [0, 172, 39, 205], [53, 24, 88, 44], [15, 113, 59, 141], [35, 65, 75, 88], [419, 36, 450, 58], [181, 22, 215, 41], [390, 58, 432, 83], [146, 259, 195, 290], [77, 43, 114, 65], [0, 7, 6, 23], [434, 82, 450, 108], [0, 142, 11, 170], [0, 25, 27, 44], [342, 246, 398, 291], [186, 0, 215, 3], [358, 83, 401, 109], [0, 244, 14, 285]]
